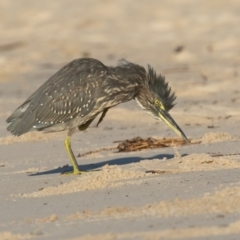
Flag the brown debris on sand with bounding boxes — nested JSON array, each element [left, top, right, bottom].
[[115, 137, 189, 152], [78, 137, 191, 158]]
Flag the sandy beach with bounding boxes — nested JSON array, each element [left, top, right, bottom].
[[0, 0, 240, 239]]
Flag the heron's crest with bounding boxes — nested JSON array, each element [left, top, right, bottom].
[[147, 65, 176, 111]]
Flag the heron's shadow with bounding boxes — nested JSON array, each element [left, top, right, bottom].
[[29, 153, 185, 176]]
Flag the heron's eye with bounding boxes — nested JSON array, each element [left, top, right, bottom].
[[154, 99, 160, 106], [154, 99, 165, 110]]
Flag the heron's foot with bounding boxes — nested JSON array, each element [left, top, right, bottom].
[[61, 167, 99, 175], [61, 169, 88, 175]]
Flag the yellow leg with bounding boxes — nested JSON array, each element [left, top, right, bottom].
[[62, 135, 85, 175], [62, 119, 97, 175]]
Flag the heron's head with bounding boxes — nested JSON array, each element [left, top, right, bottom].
[[135, 65, 189, 143]]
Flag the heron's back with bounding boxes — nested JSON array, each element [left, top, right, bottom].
[[6, 58, 146, 136]]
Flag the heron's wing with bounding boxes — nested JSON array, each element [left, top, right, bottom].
[[6, 58, 108, 135]]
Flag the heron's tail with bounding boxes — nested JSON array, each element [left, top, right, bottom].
[[6, 101, 36, 136]]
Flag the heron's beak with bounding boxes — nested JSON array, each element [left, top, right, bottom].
[[158, 109, 190, 143]]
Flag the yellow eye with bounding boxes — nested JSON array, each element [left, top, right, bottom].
[[154, 99, 165, 110], [154, 99, 160, 105]]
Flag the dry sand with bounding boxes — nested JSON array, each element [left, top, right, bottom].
[[0, 0, 240, 239], [18, 150, 240, 198], [73, 221, 240, 240]]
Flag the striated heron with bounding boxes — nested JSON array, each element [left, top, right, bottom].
[[6, 58, 189, 174]]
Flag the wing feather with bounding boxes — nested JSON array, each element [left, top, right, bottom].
[[7, 58, 108, 135]]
